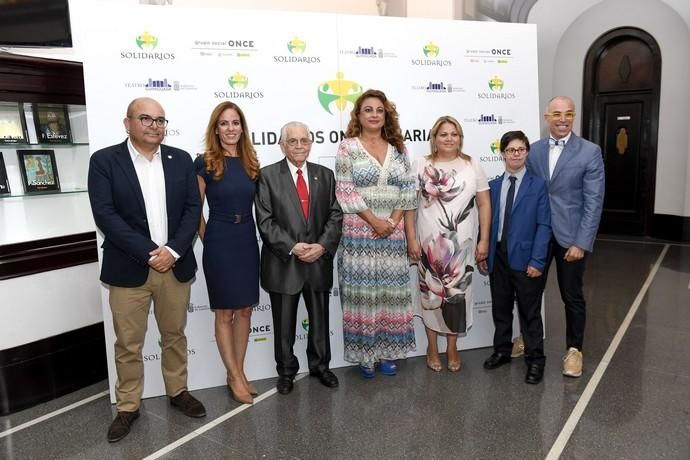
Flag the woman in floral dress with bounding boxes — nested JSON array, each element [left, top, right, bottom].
[[407, 116, 491, 372], [335, 89, 417, 377]]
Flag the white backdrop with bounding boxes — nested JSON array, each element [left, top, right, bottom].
[[71, 1, 540, 401]]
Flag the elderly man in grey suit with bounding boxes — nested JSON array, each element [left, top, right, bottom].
[[526, 96, 605, 378], [255, 121, 343, 395]]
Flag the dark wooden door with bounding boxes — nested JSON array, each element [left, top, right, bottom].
[[596, 94, 653, 234], [582, 28, 660, 236]]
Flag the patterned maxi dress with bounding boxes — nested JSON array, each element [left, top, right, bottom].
[[415, 156, 489, 334], [335, 137, 418, 366]]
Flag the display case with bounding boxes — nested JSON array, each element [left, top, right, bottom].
[[0, 103, 88, 198]]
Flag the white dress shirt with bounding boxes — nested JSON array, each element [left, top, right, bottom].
[[549, 131, 572, 178], [127, 139, 178, 259], [286, 160, 309, 193]]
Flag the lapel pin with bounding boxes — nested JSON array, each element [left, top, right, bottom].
[[314, 176, 318, 181], [167, 155, 172, 159]]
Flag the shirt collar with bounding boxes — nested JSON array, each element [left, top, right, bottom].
[[504, 167, 526, 182], [286, 159, 307, 177], [550, 131, 572, 146], [127, 138, 161, 162]]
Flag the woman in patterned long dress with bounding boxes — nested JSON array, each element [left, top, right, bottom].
[[407, 116, 491, 372], [335, 89, 417, 377]]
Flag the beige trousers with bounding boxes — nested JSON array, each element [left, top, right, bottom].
[[109, 269, 190, 411]]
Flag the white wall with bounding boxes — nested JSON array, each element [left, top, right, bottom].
[[0, 263, 102, 349], [529, 0, 690, 217]]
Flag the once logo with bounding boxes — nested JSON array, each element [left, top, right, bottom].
[[317, 72, 363, 115], [491, 49, 511, 56]]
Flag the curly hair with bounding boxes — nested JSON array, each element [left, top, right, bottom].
[[202, 101, 259, 181], [427, 115, 471, 163], [345, 89, 405, 153]]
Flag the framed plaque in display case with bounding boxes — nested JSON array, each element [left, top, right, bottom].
[[32, 103, 72, 144], [0, 152, 10, 195], [17, 149, 61, 193], [0, 102, 28, 144]]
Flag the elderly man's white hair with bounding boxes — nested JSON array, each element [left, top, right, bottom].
[[279, 121, 311, 144]]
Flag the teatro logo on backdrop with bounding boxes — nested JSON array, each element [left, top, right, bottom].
[[214, 72, 264, 99], [121, 32, 175, 61], [464, 47, 513, 64], [317, 72, 363, 114], [123, 77, 197, 92], [477, 76, 516, 100], [340, 44, 397, 59], [463, 113, 515, 125], [273, 37, 321, 63], [411, 80, 464, 94], [411, 42, 451, 67]]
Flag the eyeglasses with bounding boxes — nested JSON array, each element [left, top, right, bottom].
[[135, 115, 169, 128], [545, 111, 576, 121], [285, 138, 313, 147], [504, 146, 528, 155]]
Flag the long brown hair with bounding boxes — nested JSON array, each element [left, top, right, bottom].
[[427, 115, 471, 163], [345, 89, 405, 153], [202, 101, 259, 181]]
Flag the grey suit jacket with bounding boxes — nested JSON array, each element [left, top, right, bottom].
[[527, 134, 605, 253], [255, 159, 343, 295]]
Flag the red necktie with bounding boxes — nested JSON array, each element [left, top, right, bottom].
[[296, 169, 309, 219]]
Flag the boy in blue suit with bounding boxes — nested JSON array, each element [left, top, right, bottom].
[[480, 131, 551, 384]]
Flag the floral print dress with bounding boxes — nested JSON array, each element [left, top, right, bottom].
[[335, 138, 418, 366], [415, 156, 489, 334]]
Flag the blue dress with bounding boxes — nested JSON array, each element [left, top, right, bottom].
[[195, 155, 259, 309]]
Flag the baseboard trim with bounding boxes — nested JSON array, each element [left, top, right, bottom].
[[651, 213, 690, 242], [0, 323, 107, 415]]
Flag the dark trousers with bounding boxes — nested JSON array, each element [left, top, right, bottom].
[[545, 238, 588, 350], [269, 281, 331, 377], [490, 244, 546, 366]]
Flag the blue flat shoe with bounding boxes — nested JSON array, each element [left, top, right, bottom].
[[379, 360, 398, 376], [359, 365, 375, 378]]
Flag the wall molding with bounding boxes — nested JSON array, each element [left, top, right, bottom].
[[651, 213, 690, 242], [0, 231, 98, 280]]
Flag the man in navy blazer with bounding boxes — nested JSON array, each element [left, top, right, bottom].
[[88, 97, 205, 443], [481, 131, 551, 384], [526, 96, 605, 378]]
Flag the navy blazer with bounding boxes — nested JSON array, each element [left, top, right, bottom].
[[526, 134, 604, 252], [255, 159, 343, 295], [87, 140, 201, 287], [487, 171, 552, 273]]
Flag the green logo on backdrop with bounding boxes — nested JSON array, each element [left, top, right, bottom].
[[317, 72, 363, 114], [423, 42, 440, 57], [490, 140, 501, 154], [136, 32, 158, 50], [228, 72, 249, 90], [301, 319, 309, 331], [489, 76, 505, 91], [288, 37, 306, 54]]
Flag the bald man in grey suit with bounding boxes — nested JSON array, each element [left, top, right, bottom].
[[527, 96, 605, 378], [255, 121, 343, 395]]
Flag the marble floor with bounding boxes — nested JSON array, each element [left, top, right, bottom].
[[1, 238, 688, 459]]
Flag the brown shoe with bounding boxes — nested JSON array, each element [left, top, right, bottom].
[[511, 335, 525, 358], [107, 410, 140, 443], [563, 347, 583, 377], [170, 391, 207, 418]]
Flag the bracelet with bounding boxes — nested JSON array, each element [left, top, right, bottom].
[[385, 217, 396, 226]]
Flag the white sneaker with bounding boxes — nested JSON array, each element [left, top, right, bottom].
[[563, 347, 583, 377], [511, 335, 525, 358]]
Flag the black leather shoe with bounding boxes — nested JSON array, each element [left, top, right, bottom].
[[483, 352, 512, 370], [276, 375, 294, 395], [170, 391, 207, 418], [310, 369, 339, 388], [107, 409, 140, 443], [525, 363, 544, 384]]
